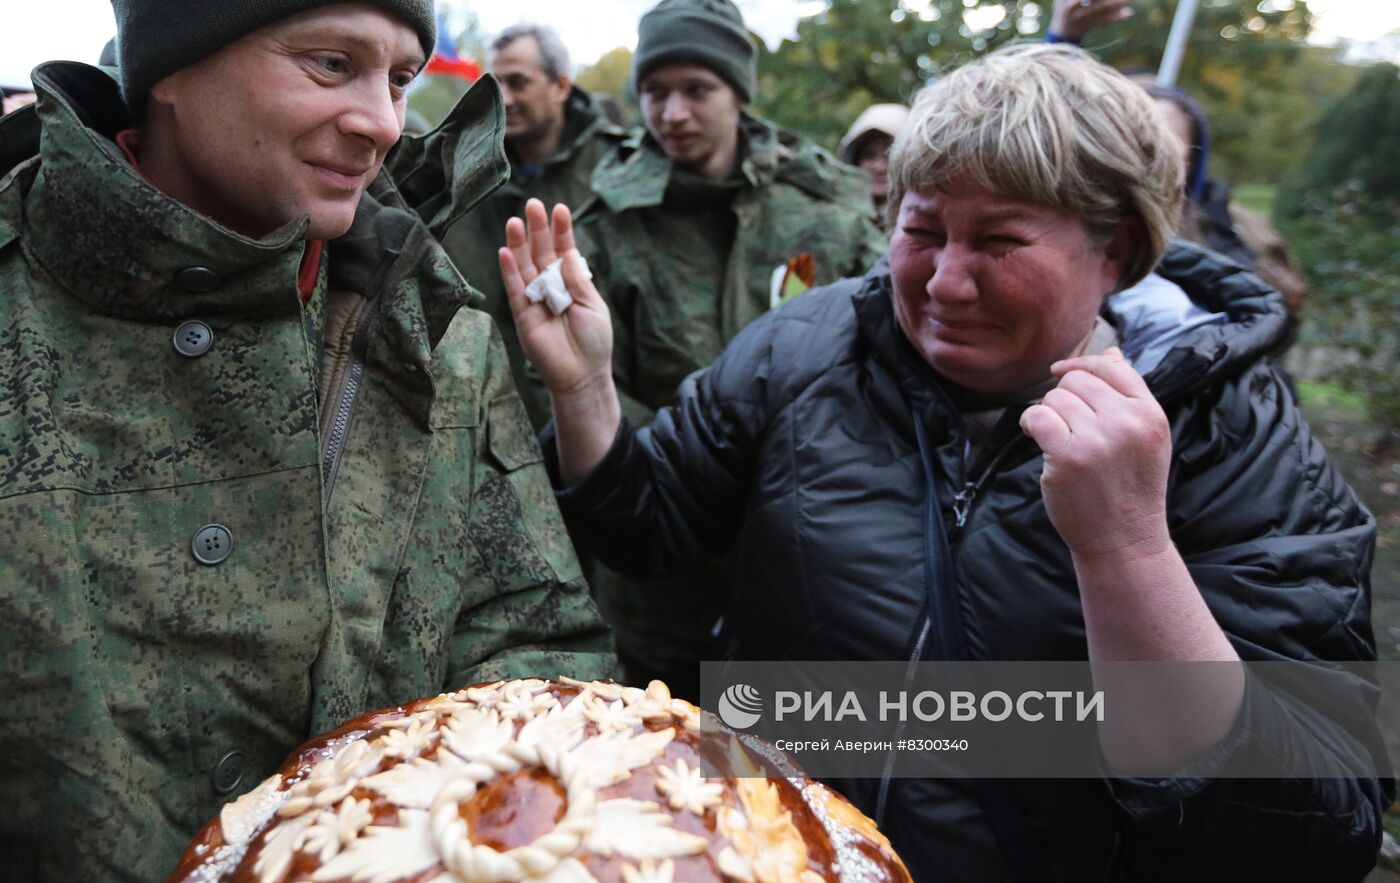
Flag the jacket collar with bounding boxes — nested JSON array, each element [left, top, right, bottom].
[[1129, 239, 1288, 402], [589, 112, 835, 213], [850, 266, 947, 410], [383, 75, 511, 242], [19, 61, 313, 322]]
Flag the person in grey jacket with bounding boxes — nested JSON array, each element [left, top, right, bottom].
[[498, 44, 1392, 881]]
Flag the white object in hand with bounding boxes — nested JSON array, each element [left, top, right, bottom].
[[525, 252, 591, 316]]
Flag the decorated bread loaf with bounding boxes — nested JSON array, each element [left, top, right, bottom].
[[167, 678, 910, 883]]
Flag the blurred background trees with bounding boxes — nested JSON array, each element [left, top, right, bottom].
[[746, 0, 1351, 185], [1277, 62, 1400, 432]]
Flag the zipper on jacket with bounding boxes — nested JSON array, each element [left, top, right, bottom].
[[320, 297, 377, 504], [877, 413, 963, 826], [876, 408, 1027, 825], [951, 441, 1021, 530], [876, 615, 931, 824], [322, 358, 364, 502], [915, 407, 1052, 878]]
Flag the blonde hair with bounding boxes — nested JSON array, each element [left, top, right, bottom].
[[886, 43, 1184, 289]]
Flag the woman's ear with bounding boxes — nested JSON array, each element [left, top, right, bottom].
[[1101, 215, 1143, 292]]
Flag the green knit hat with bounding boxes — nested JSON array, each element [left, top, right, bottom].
[[110, 0, 436, 109], [633, 0, 756, 101]]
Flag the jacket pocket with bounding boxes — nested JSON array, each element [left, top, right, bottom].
[[460, 392, 580, 590], [485, 392, 544, 471]]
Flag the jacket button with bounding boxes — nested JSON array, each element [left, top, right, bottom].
[[212, 751, 244, 795], [178, 267, 221, 292], [172, 321, 214, 358], [191, 524, 232, 566]]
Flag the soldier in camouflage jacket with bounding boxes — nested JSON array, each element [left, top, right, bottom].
[[0, 20, 615, 883], [577, 118, 887, 421]]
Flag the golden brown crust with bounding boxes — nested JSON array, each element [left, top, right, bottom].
[[167, 679, 909, 883]]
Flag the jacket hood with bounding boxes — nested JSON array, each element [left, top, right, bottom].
[[1147, 84, 1212, 201], [853, 239, 1289, 406], [588, 112, 859, 213], [839, 103, 910, 164]]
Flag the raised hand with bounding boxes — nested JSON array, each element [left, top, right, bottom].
[[498, 199, 614, 398], [498, 199, 621, 482], [1049, 0, 1134, 42], [1019, 346, 1172, 562]]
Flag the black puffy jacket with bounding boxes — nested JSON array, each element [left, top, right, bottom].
[[550, 242, 1393, 882]]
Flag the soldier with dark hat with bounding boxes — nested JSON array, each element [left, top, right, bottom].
[[0, 2, 615, 878]]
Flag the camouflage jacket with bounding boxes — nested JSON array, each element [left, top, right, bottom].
[[568, 117, 885, 699], [441, 87, 626, 428], [0, 62, 615, 881], [576, 114, 887, 422]]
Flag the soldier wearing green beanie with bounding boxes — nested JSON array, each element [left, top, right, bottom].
[[110, 0, 437, 108], [0, 3, 616, 878], [633, 0, 757, 101], [561, 0, 886, 700]]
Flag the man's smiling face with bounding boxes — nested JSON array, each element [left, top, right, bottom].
[[145, 4, 425, 240]]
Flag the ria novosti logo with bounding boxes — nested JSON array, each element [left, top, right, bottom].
[[717, 684, 764, 730]]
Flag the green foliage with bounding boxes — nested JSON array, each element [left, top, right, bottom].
[[1231, 183, 1276, 215], [436, 0, 490, 63], [1297, 380, 1369, 414], [1383, 812, 1400, 873], [1276, 66, 1400, 430], [577, 46, 634, 99], [1283, 186, 1400, 430], [1218, 47, 1359, 187], [1278, 62, 1400, 215], [1087, 0, 1319, 183], [409, 77, 473, 130], [753, 0, 1035, 151], [751, 0, 1357, 185], [576, 46, 641, 125]]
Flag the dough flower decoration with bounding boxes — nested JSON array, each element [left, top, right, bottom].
[[277, 738, 385, 819], [295, 797, 374, 863], [655, 758, 724, 816], [622, 858, 679, 883], [380, 715, 439, 759], [717, 780, 825, 883], [584, 695, 646, 733]]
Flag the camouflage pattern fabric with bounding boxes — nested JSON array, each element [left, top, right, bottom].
[[571, 115, 887, 699], [0, 62, 616, 881], [441, 87, 626, 429]]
